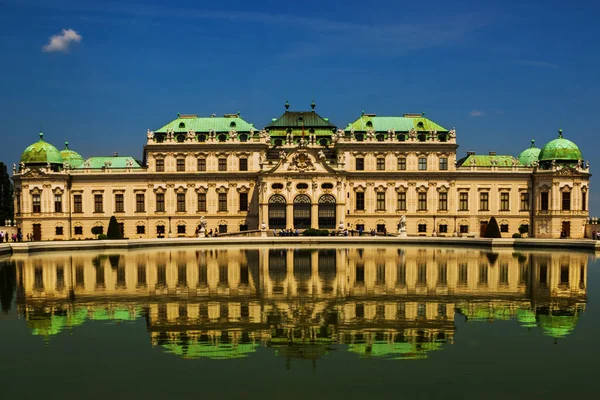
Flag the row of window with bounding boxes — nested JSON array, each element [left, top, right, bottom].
[[354, 191, 531, 212], [156, 157, 248, 172], [155, 132, 249, 143], [355, 156, 448, 171], [44, 192, 249, 214]]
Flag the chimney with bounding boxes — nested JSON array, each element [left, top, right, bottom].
[[489, 151, 496, 156], [467, 151, 475, 156]]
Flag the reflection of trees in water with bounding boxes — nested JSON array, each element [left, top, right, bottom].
[[0, 261, 16, 313]]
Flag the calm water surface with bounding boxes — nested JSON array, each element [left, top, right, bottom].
[[0, 245, 599, 399]]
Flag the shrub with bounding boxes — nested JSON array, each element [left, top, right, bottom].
[[518, 224, 528, 234], [483, 217, 502, 238], [97, 234, 108, 240], [91, 226, 103, 236], [512, 233, 522, 238], [107, 216, 122, 239]]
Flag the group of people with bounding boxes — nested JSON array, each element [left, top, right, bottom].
[[591, 230, 600, 240], [0, 231, 22, 242], [274, 229, 300, 236]]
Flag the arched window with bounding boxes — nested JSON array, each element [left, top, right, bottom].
[[418, 133, 427, 142], [230, 121, 236, 128], [239, 133, 248, 142], [293, 194, 311, 229], [417, 122, 424, 129], [355, 133, 364, 142], [197, 134, 206, 142], [218, 134, 227, 142], [154, 133, 165, 143], [366, 121, 373, 128], [318, 194, 336, 229], [376, 133, 385, 142], [268, 194, 286, 229], [319, 138, 328, 146], [438, 133, 448, 142], [179, 122, 185, 129], [176, 134, 185, 143], [274, 139, 283, 146], [397, 133, 406, 142]]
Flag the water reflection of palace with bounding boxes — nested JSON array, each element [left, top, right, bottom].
[[10, 247, 588, 361]]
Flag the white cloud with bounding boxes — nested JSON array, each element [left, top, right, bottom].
[[469, 110, 486, 117], [42, 29, 82, 53]]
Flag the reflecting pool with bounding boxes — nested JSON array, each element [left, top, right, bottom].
[[1, 246, 599, 398]]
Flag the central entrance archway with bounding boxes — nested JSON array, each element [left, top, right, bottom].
[[268, 194, 286, 229], [318, 194, 336, 229], [293, 194, 311, 229]]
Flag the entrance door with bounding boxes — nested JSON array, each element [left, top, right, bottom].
[[268, 194, 286, 229], [318, 194, 336, 229], [562, 221, 571, 238], [293, 194, 311, 229], [32, 224, 41, 241], [480, 221, 488, 237]]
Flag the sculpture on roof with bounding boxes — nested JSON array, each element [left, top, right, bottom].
[[147, 129, 153, 141], [279, 151, 287, 160], [187, 130, 195, 141], [449, 129, 456, 138], [470, 157, 477, 166], [408, 128, 417, 139], [83, 159, 91, 168], [229, 129, 237, 140], [12, 163, 16, 174], [337, 153, 345, 165], [104, 160, 112, 168], [125, 158, 134, 168], [317, 150, 326, 160]]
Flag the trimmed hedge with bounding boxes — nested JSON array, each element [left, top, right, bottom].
[[107, 216, 122, 239], [483, 216, 502, 238], [302, 228, 330, 236]]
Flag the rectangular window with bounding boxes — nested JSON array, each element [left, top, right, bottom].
[[397, 192, 406, 211], [197, 158, 206, 171], [74, 226, 83, 235], [582, 190, 587, 211], [459, 192, 469, 211], [439, 157, 448, 171], [136, 225, 145, 234], [500, 192, 510, 211], [177, 193, 186, 212], [439, 224, 448, 233], [197, 193, 207, 212], [376, 192, 386, 211], [239, 192, 248, 211], [32, 194, 41, 213], [459, 263, 468, 285], [94, 194, 103, 213], [438, 263, 447, 285], [562, 192, 571, 211], [541, 192, 549, 211], [418, 192, 427, 211], [218, 224, 228, 234], [460, 225, 469, 233], [177, 225, 186, 234], [218, 193, 227, 212], [54, 194, 62, 213], [438, 192, 448, 211], [156, 159, 164, 172], [239, 158, 248, 171], [356, 192, 365, 211], [176, 158, 185, 172], [156, 193, 165, 212], [418, 157, 427, 170], [520, 192, 530, 211], [115, 193, 124, 212], [73, 194, 82, 213], [218, 158, 227, 171], [136, 193, 145, 212], [418, 224, 427, 233], [55, 226, 63, 235], [397, 157, 406, 170], [479, 192, 489, 211], [376, 158, 385, 171], [355, 157, 364, 171], [500, 224, 509, 233]]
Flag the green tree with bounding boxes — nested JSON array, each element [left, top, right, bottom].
[[107, 216, 122, 239], [91, 226, 103, 238], [483, 216, 502, 238], [0, 162, 13, 224]]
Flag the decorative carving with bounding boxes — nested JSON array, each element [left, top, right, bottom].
[[287, 151, 316, 173], [449, 129, 456, 138]]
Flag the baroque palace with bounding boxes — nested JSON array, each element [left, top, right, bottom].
[[13, 101, 590, 240]]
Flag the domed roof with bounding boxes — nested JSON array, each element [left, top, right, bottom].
[[20, 132, 63, 165], [539, 129, 583, 162], [518, 140, 541, 166], [60, 142, 84, 168], [537, 314, 579, 338]]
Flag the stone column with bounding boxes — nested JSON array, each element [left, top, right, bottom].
[[311, 203, 318, 229], [286, 202, 294, 229]]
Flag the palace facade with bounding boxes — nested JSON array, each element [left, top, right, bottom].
[[13, 102, 590, 239]]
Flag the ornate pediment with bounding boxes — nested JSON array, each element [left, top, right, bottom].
[[20, 168, 46, 179], [287, 150, 317, 173], [556, 166, 578, 176]]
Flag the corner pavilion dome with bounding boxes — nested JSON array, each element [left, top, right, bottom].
[[539, 129, 583, 163], [20, 132, 63, 166], [60, 142, 84, 168], [518, 140, 541, 166]]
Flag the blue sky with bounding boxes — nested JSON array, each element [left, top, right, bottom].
[[1, 0, 599, 211]]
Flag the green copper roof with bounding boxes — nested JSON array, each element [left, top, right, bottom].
[[162, 342, 257, 360], [266, 111, 336, 129], [348, 341, 443, 360], [518, 140, 541, 166], [20, 132, 64, 165], [344, 114, 448, 133], [539, 130, 583, 161], [517, 309, 537, 328], [457, 154, 520, 167], [75, 156, 142, 169], [155, 114, 257, 133], [60, 142, 84, 168]]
